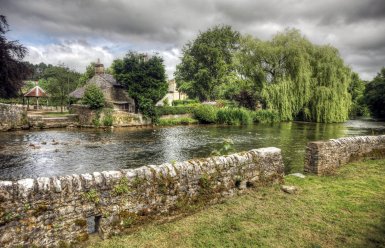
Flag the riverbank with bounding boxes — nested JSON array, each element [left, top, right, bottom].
[[86, 158, 385, 247]]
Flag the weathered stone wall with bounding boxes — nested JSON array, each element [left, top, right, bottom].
[[69, 104, 151, 127], [0, 103, 28, 131], [0, 147, 284, 247], [305, 135, 385, 175]]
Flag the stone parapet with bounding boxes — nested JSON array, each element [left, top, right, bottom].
[[305, 135, 385, 175], [0, 147, 284, 247]]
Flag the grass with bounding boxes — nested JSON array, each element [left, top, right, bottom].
[[158, 117, 198, 126], [41, 111, 70, 117], [85, 159, 385, 248]]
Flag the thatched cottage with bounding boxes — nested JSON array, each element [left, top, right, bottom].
[[69, 60, 135, 112]]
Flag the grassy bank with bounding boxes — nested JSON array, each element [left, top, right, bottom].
[[86, 159, 385, 248]]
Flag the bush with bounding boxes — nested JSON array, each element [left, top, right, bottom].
[[253, 110, 280, 123], [156, 105, 196, 115], [217, 107, 253, 125], [158, 117, 198, 126], [82, 84, 105, 109], [173, 99, 199, 106], [193, 104, 218, 123], [102, 109, 114, 126]]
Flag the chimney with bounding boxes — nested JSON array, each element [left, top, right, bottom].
[[95, 58, 104, 74]]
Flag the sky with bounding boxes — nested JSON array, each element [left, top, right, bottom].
[[2, 0, 385, 80]]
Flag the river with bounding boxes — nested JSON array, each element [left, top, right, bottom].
[[0, 119, 384, 180]]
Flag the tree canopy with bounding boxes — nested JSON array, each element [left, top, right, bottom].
[[176, 27, 354, 123], [364, 67, 385, 118], [0, 15, 31, 98], [175, 25, 240, 101], [112, 52, 167, 118]]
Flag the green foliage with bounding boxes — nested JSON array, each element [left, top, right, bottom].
[[156, 105, 196, 115], [158, 117, 198, 126], [41, 65, 81, 111], [112, 52, 168, 120], [364, 68, 385, 118], [113, 177, 130, 195], [82, 84, 105, 109], [193, 104, 218, 124], [217, 107, 253, 125], [253, 110, 280, 123], [78, 62, 96, 87], [175, 25, 240, 101], [349, 72, 368, 118], [102, 108, 114, 126], [236, 29, 352, 123], [172, 99, 199, 106], [0, 15, 31, 98], [83, 189, 100, 204]]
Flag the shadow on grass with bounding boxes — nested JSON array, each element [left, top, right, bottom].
[[361, 215, 385, 248]]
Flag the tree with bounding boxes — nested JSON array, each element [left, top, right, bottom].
[[0, 15, 31, 98], [364, 68, 385, 118], [42, 65, 81, 112], [236, 29, 352, 123], [82, 84, 105, 109], [112, 52, 167, 118], [78, 62, 96, 87], [175, 25, 240, 101], [348, 72, 368, 118]]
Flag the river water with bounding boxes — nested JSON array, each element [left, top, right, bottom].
[[0, 120, 384, 180]]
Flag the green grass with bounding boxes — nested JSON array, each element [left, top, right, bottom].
[[158, 117, 198, 126], [86, 159, 385, 248]]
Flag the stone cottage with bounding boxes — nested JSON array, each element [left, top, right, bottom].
[[69, 60, 135, 112]]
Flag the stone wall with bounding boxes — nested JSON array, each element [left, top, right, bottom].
[[305, 135, 385, 175], [0, 147, 284, 247], [0, 103, 28, 131], [69, 104, 151, 127]]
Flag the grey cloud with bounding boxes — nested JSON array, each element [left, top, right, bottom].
[[1, 0, 385, 80]]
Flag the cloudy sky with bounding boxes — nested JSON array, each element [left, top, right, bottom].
[[2, 0, 385, 80]]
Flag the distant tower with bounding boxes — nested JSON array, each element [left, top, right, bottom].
[[95, 58, 105, 74]]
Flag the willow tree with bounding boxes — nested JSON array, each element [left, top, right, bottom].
[[309, 45, 351, 122], [237, 29, 352, 123]]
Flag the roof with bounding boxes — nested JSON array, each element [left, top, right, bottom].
[[24, 86, 47, 97], [69, 73, 120, 99]]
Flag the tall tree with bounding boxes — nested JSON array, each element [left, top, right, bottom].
[[112, 52, 167, 118], [236, 29, 352, 123], [364, 68, 385, 118], [175, 25, 240, 101], [42, 65, 81, 112], [0, 15, 31, 98]]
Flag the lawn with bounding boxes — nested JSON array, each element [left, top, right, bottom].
[[85, 159, 385, 248]]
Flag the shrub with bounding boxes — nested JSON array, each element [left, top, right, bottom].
[[173, 99, 199, 106], [158, 117, 198, 126], [217, 107, 253, 125], [82, 84, 105, 109], [156, 105, 196, 115], [193, 104, 218, 124], [102, 108, 114, 126], [253, 110, 280, 123]]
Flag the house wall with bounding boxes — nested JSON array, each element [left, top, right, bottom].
[[304, 135, 385, 175], [0, 147, 284, 247]]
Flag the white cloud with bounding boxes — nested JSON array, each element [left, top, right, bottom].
[[25, 41, 115, 72]]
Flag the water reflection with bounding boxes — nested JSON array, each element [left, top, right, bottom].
[[0, 120, 384, 180]]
